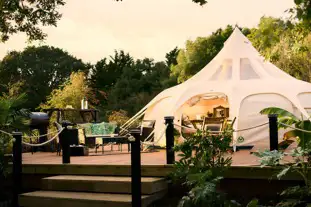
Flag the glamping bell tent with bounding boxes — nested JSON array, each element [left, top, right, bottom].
[[122, 27, 311, 147]]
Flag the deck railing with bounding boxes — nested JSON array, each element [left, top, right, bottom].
[[10, 115, 278, 207]]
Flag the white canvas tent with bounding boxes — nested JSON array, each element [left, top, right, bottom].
[[122, 27, 311, 147]]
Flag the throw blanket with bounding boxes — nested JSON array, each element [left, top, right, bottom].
[[79, 122, 117, 136]]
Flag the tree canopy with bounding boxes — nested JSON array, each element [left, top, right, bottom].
[[93, 54, 174, 117], [291, 0, 311, 23], [247, 17, 293, 59], [0, 0, 65, 42], [0, 46, 88, 109], [41, 71, 95, 109]]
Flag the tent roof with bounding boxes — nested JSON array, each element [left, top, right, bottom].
[[185, 27, 295, 83], [145, 28, 311, 110]]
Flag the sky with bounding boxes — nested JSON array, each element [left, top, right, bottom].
[[0, 0, 295, 63]]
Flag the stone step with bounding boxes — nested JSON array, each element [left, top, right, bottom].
[[19, 190, 166, 207], [42, 175, 168, 194]]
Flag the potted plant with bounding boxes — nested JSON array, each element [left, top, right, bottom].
[[207, 112, 213, 118]]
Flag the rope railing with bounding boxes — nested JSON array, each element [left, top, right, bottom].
[[22, 128, 64, 147], [233, 122, 269, 132], [23, 129, 62, 139], [0, 129, 14, 136], [174, 122, 269, 133]]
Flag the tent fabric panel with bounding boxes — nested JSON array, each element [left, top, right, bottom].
[[237, 93, 294, 145], [298, 92, 311, 116], [240, 58, 260, 80]]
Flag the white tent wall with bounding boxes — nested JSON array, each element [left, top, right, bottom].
[[237, 93, 295, 146], [298, 92, 311, 115]]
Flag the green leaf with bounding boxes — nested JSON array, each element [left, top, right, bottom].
[[294, 0, 303, 4], [277, 167, 291, 180], [246, 199, 258, 207], [260, 107, 299, 122]]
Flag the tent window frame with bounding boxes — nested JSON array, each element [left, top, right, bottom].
[[240, 58, 260, 80], [209, 59, 233, 81]]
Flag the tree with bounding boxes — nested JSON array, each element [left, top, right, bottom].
[[270, 31, 311, 82], [0, 0, 65, 42], [171, 25, 250, 83], [89, 50, 134, 108], [165, 47, 179, 68], [247, 17, 293, 59], [104, 58, 172, 116], [90, 50, 133, 92], [41, 71, 96, 109], [0, 46, 88, 109], [291, 0, 311, 23]]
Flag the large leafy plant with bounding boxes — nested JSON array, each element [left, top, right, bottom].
[[253, 147, 311, 207], [0, 94, 30, 178], [260, 107, 311, 149], [254, 106, 311, 206], [170, 123, 238, 206]]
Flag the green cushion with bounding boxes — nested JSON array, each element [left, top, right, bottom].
[[79, 122, 117, 136]]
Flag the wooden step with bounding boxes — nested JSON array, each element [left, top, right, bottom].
[[19, 190, 166, 207], [21, 164, 173, 177], [42, 175, 167, 194]]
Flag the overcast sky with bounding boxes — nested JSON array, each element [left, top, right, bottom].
[[0, 0, 294, 63]]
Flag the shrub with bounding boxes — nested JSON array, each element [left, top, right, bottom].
[[170, 125, 238, 206]]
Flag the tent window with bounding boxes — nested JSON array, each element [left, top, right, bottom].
[[240, 58, 260, 80], [209, 59, 232, 80], [209, 65, 223, 80]]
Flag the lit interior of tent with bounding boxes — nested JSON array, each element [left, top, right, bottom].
[[175, 93, 229, 134], [180, 94, 229, 120]]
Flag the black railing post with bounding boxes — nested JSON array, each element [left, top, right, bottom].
[[12, 131, 22, 207], [165, 116, 175, 164], [59, 121, 71, 164], [268, 114, 278, 151], [130, 129, 141, 207]]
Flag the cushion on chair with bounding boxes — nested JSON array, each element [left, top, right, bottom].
[[205, 123, 222, 132], [79, 122, 117, 136]]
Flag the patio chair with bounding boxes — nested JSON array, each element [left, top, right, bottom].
[[140, 120, 156, 142], [202, 117, 225, 135]]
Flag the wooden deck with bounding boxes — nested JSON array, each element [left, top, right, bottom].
[[22, 143, 270, 166], [22, 139, 298, 166]]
